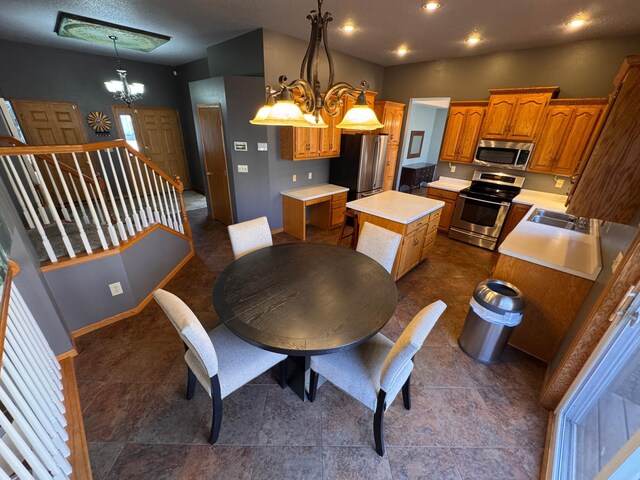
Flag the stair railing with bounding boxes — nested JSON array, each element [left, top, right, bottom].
[[0, 139, 190, 264]]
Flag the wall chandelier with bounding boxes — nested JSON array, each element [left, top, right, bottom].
[[104, 35, 145, 107], [250, 0, 383, 130]]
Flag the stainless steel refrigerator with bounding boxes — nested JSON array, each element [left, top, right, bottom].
[[329, 134, 389, 200]]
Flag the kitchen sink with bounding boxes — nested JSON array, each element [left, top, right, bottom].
[[527, 208, 591, 234]]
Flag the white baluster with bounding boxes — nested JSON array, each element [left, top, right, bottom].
[[144, 163, 160, 223], [96, 150, 127, 242], [43, 162, 71, 222], [0, 436, 42, 480], [18, 154, 50, 225], [85, 152, 119, 246], [1, 156, 36, 229], [68, 173, 90, 224], [160, 177, 175, 230], [170, 183, 184, 234], [90, 184, 106, 225], [115, 147, 142, 232], [51, 153, 92, 255], [123, 148, 149, 231], [152, 169, 168, 226], [106, 149, 135, 237], [4, 156, 65, 261], [71, 153, 109, 251]]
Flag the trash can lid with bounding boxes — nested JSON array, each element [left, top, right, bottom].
[[473, 279, 525, 315]]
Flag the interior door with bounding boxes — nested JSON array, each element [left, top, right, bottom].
[[114, 106, 190, 187], [197, 105, 233, 225], [12, 99, 88, 146]]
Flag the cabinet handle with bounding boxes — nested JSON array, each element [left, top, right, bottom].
[[413, 238, 419, 246], [570, 174, 578, 184]]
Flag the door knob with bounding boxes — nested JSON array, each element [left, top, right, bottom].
[[206, 171, 213, 176]]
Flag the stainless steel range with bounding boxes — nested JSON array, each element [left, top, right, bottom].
[[449, 171, 525, 250]]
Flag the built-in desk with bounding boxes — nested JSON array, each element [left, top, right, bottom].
[[281, 184, 349, 240]]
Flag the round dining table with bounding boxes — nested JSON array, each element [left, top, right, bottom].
[[212, 242, 398, 400]]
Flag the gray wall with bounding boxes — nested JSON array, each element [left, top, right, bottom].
[[43, 227, 191, 332], [207, 30, 264, 78], [383, 35, 640, 193], [0, 177, 72, 355]]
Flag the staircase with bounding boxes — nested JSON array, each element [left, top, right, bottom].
[[0, 137, 191, 264]]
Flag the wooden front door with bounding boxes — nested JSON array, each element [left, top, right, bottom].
[[113, 106, 190, 187], [197, 106, 233, 225], [12, 99, 88, 145]]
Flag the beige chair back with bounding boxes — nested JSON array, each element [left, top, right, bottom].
[[356, 222, 402, 273], [228, 216, 273, 259]]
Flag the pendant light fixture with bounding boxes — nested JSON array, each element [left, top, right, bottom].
[[250, 0, 383, 130], [104, 36, 145, 107]]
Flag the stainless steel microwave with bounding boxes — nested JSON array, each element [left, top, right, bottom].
[[473, 140, 534, 171]]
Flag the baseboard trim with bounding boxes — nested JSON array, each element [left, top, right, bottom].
[[56, 348, 78, 361], [271, 227, 284, 235], [71, 250, 194, 338]]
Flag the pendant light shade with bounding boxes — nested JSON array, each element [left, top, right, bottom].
[[250, 95, 276, 125], [336, 93, 384, 130], [304, 114, 328, 128], [263, 100, 310, 127]]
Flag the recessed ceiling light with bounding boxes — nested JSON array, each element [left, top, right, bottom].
[[341, 23, 356, 32], [466, 35, 481, 45], [396, 46, 409, 56], [422, 2, 441, 11], [566, 18, 586, 28]]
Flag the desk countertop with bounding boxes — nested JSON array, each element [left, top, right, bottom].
[[347, 191, 444, 224], [281, 183, 349, 201]]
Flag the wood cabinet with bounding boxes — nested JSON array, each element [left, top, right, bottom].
[[399, 163, 435, 193], [497, 203, 532, 247], [426, 187, 458, 233], [340, 91, 378, 135], [318, 110, 342, 158], [374, 101, 405, 191], [567, 55, 640, 224], [358, 207, 442, 280], [480, 87, 558, 142], [439, 102, 487, 163], [528, 100, 606, 176]]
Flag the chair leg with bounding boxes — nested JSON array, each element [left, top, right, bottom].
[[373, 390, 387, 457], [308, 369, 319, 402], [350, 213, 359, 249], [279, 360, 288, 389], [209, 375, 223, 445], [402, 373, 411, 410], [337, 216, 348, 246], [186, 367, 196, 400]]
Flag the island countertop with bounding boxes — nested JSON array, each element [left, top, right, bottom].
[[347, 191, 444, 224]]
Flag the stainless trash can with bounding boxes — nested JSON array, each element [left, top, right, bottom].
[[459, 279, 524, 364]]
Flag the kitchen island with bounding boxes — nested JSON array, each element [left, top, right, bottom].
[[347, 191, 445, 280]]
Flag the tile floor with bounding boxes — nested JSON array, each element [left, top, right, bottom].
[[76, 207, 549, 480]]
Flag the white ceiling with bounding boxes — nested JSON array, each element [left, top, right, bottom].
[[1, 0, 639, 67]]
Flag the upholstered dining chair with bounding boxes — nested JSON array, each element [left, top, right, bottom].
[[308, 300, 447, 456], [227, 216, 273, 259], [153, 289, 287, 444], [356, 222, 402, 274]]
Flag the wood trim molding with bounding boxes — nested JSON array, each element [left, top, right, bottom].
[[271, 227, 284, 235], [449, 100, 490, 107], [548, 98, 608, 106], [41, 223, 193, 272], [71, 250, 194, 338], [539, 412, 554, 480], [56, 348, 79, 361], [488, 86, 560, 95], [60, 357, 92, 480], [0, 260, 20, 365]]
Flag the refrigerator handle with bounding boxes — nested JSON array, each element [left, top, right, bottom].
[[370, 137, 380, 190]]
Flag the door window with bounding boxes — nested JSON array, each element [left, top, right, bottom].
[[118, 114, 139, 151]]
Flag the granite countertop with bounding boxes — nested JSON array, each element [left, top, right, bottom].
[[281, 183, 349, 201], [347, 190, 444, 224]]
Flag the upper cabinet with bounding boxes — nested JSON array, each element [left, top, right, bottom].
[[374, 101, 405, 191], [440, 101, 487, 163], [480, 87, 559, 142], [567, 56, 640, 224], [528, 99, 606, 176]]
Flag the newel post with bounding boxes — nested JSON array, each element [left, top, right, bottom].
[[174, 176, 192, 240]]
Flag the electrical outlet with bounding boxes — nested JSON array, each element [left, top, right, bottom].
[[292, 174, 297, 182], [237, 165, 248, 173], [555, 178, 565, 188], [450, 165, 456, 173], [109, 282, 123, 296], [308, 172, 313, 180], [257, 143, 268, 151]]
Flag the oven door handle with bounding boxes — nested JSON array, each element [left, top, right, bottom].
[[459, 194, 510, 207]]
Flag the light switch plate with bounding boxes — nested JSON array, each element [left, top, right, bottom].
[[555, 178, 565, 188], [292, 174, 297, 182], [257, 142, 268, 151], [237, 165, 248, 173], [109, 282, 123, 296], [308, 172, 313, 180], [233, 141, 248, 151], [450, 165, 456, 173]]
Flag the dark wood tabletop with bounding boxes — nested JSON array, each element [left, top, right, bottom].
[[212, 243, 398, 356]]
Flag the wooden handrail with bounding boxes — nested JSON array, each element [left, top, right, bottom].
[[0, 139, 181, 189], [0, 260, 20, 366]]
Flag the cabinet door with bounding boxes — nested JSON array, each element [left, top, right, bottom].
[[383, 143, 399, 191], [440, 107, 467, 161], [293, 128, 310, 159], [389, 107, 404, 145], [398, 227, 425, 277], [437, 198, 457, 233], [319, 111, 341, 158], [528, 106, 573, 173], [553, 105, 603, 176], [481, 96, 516, 139], [508, 94, 550, 141], [497, 203, 532, 246], [457, 107, 485, 163]]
